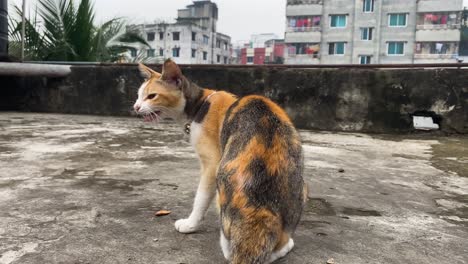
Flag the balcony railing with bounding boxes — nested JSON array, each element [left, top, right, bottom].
[[287, 0, 323, 5], [286, 26, 322, 33], [416, 24, 461, 30], [287, 53, 321, 59], [414, 54, 458, 59]]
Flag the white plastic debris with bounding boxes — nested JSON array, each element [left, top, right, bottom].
[[413, 116, 439, 130]]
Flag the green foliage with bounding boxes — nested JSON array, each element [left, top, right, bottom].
[[8, 0, 150, 62]]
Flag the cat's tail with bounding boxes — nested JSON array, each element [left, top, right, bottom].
[[229, 212, 282, 264]]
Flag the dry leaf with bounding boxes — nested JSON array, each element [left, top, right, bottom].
[[155, 210, 171, 216]]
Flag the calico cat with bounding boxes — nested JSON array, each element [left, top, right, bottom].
[[133, 59, 305, 264]]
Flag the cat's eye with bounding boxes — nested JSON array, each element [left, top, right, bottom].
[[146, 93, 157, 100]]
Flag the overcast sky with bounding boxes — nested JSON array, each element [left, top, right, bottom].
[[10, 0, 468, 44], [10, 0, 287, 44]]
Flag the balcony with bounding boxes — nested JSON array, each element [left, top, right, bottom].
[[414, 54, 457, 59], [286, 26, 321, 33], [286, 2, 323, 16], [285, 31, 322, 43], [417, 0, 464, 13], [287, 53, 321, 59], [416, 29, 461, 42], [287, 0, 323, 5], [416, 24, 461, 30]]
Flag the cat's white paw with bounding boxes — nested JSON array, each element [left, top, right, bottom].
[[174, 218, 199, 233]]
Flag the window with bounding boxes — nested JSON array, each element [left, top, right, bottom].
[[363, 0, 375, 13], [173, 32, 180, 41], [224, 42, 228, 51], [159, 48, 164, 56], [147, 49, 155, 57], [224, 57, 228, 64], [359, 55, 372, 64], [203, 51, 208, 60], [247, 56, 254, 63], [172, 47, 180, 57], [389, 13, 407, 27], [329, 42, 345, 55], [216, 40, 221, 48], [217, 55, 221, 63], [330, 15, 347, 28], [203, 35, 209, 45], [147, 33, 155, 41], [130, 49, 137, 58], [361, 27, 373, 40], [159, 32, 164, 40], [287, 43, 320, 57], [387, 42, 405, 55], [192, 49, 196, 58], [192, 32, 196, 41]]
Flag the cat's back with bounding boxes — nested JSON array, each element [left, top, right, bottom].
[[218, 95, 304, 232]]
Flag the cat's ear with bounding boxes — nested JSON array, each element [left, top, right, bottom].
[[161, 59, 183, 87], [138, 63, 161, 80]]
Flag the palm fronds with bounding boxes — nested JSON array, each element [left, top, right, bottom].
[[8, 0, 150, 62]]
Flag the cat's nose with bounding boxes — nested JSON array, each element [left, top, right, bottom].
[[134, 104, 141, 112]]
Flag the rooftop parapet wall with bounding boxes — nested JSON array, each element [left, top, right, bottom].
[[1, 65, 467, 134]]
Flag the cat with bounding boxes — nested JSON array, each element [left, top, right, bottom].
[[133, 59, 306, 264]]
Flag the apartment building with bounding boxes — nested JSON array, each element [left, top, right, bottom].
[[127, 1, 231, 64], [284, 0, 465, 64]]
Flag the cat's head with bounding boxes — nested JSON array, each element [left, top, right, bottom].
[[133, 59, 188, 122]]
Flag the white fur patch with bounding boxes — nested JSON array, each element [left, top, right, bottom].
[[190, 122, 203, 148], [220, 230, 231, 260], [268, 238, 294, 264], [134, 81, 148, 110], [174, 185, 212, 234]]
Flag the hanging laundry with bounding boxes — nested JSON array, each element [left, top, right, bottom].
[[440, 15, 448, 25], [436, 43, 443, 53], [313, 16, 321, 26], [425, 14, 433, 21], [416, 43, 422, 52], [290, 18, 296, 28]]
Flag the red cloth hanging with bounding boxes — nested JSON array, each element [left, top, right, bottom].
[[440, 15, 448, 24]]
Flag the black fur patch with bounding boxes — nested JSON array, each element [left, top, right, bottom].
[[244, 158, 282, 211], [182, 78, 205, 121], [193, 102, 211, 123]]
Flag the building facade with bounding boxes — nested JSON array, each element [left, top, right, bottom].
[[240, 39, 285, 64], [284, 0, 465, 64], [127, 1, 231, 64]]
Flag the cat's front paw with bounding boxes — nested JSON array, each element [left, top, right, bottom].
[[175, 218, 199, 233]]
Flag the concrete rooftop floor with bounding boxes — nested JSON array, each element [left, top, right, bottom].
[[0, 113, 467, 264]]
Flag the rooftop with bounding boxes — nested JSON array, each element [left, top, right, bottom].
[[0, 113, 467, 264]]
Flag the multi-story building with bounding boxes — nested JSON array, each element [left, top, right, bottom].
[[284, 0, 465, 64], [240, 39, 285, 64], [127, 0, 231, 64]]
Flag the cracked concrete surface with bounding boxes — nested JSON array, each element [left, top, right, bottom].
[[0, 113, 467, 264]]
